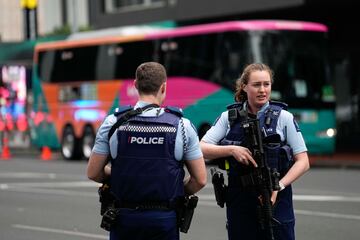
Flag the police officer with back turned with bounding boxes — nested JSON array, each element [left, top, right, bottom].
[[87, 62, 207, 240], [201, 63, 310, 240]]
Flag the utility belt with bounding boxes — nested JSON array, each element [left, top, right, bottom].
[[100, 200, 176, 232], [98, 184, 198, 233], [115, 200, 177, 210]]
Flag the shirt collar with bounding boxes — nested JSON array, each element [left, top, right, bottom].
[[244, 101, 269, 117], [134, 100, 160, 110], [135, 100, 152, 109]]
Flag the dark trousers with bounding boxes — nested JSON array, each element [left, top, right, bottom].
[[227, 206, 295, 240], [110, 209, 179, 240]]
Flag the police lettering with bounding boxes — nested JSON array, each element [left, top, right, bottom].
[[130, 136, 164, 144]]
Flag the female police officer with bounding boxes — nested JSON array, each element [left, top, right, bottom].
[[87, 62, 207, 240], [200, 63, 310, 240]]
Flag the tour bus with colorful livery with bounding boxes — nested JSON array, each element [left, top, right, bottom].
[[31, 20, 335, 160]]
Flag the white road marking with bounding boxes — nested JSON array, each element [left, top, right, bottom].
[[294, 194, 360, 202], [294, 210, 360, 221], [0, 172, 57, 179], [2, 186, 97, 197], [12, 224, 107, 239], [2, 181, 360, 203], [197, 194, 360, 203], [198, 202, 360, 221], [2, 181, 99, 188], [2, 180, 360, 203]]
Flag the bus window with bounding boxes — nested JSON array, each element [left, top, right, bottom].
[[258, 30, 332, 108], [38, 46, 98, 82], [219, 32, 251, 91], [163, 34, 218, 81], [113, 40, 156, 79]]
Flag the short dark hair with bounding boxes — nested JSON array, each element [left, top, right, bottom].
[[135, 62, 167, 95]]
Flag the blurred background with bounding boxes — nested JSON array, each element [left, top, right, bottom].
[[0, 0, 359, 161], [1, 2, 360, 240]]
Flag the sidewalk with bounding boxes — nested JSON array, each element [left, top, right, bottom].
[[309, 152, 360, 169]]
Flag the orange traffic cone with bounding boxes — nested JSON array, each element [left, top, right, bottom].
[[1, 137, 11, 160], [41, 146, 52, 161], [1, 145, 11, 160]]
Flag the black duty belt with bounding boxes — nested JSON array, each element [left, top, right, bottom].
[[116, 201, 177, 210], [229, 172, 261, 189]]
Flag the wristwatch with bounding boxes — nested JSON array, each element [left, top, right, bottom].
[[279, 181, 285, 191]]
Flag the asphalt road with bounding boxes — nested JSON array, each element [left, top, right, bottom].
[[0, 155, 359, 240]]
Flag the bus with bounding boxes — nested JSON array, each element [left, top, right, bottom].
[[31, 20, 335, 160]]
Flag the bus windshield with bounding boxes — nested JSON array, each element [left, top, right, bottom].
[[254, 30, 334, 108]]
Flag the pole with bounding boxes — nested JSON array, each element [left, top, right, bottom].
[[21, 0, 38, 40], [71, 0, 78, 33]]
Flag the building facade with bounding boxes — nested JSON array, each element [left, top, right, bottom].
[[0, 0, 89, 42]]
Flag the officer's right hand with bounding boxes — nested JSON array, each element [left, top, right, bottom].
[[231, 146, 258, 167], [271, 191, 278, 205]]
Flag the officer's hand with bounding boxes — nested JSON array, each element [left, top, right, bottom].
[[271, 191, 278, 205], [231, 146, 258, 167]]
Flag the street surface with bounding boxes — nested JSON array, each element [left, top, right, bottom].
[[0, 155, 359, 240]]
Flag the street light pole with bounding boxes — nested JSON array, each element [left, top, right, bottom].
[[20, 0, 38, 40]]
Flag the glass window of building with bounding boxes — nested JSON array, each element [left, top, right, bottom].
[[104, 0, 166, 13]]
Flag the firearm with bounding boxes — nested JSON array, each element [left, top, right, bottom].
[[243, 119, 280, 240], [210, 167, 226, 208], [178, 195, 198, 233]]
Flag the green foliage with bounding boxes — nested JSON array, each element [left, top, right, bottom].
[[42, 24, 93, 37]]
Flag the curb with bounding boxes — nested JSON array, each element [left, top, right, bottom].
[[309, 153, 360, 169]]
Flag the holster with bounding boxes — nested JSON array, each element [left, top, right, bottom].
[[100, 206, 119, 231], [98, 183, 118, 231], [98, 183, 115, 216], [177, 195, 198, 233], [210, 167, 227, 208]]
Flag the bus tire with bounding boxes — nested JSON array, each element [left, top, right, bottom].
[[61, 125, 82, 160], [81, 126, 95, 160]]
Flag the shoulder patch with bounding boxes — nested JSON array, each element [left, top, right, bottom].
[[270, 101, 288, 110], [114, 105, 133, 116], [165, 106, 183, 117]]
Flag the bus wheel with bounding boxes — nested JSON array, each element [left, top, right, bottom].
[[82, 126, 95, 160], [61, 126, 82, 160]]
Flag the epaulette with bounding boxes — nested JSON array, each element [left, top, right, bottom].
[[164, 106, 183, 117], [226, 102, 243, 110], [114, 105, 133, 116], [269, 101, 288, 110]]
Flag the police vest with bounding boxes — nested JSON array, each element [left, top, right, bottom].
[[109, 106, 185, 206], [222, 101, 295, 222]]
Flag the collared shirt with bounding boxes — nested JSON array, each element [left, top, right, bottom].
[[201, 101, 307, 155], [92, 101, 203, 161]]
